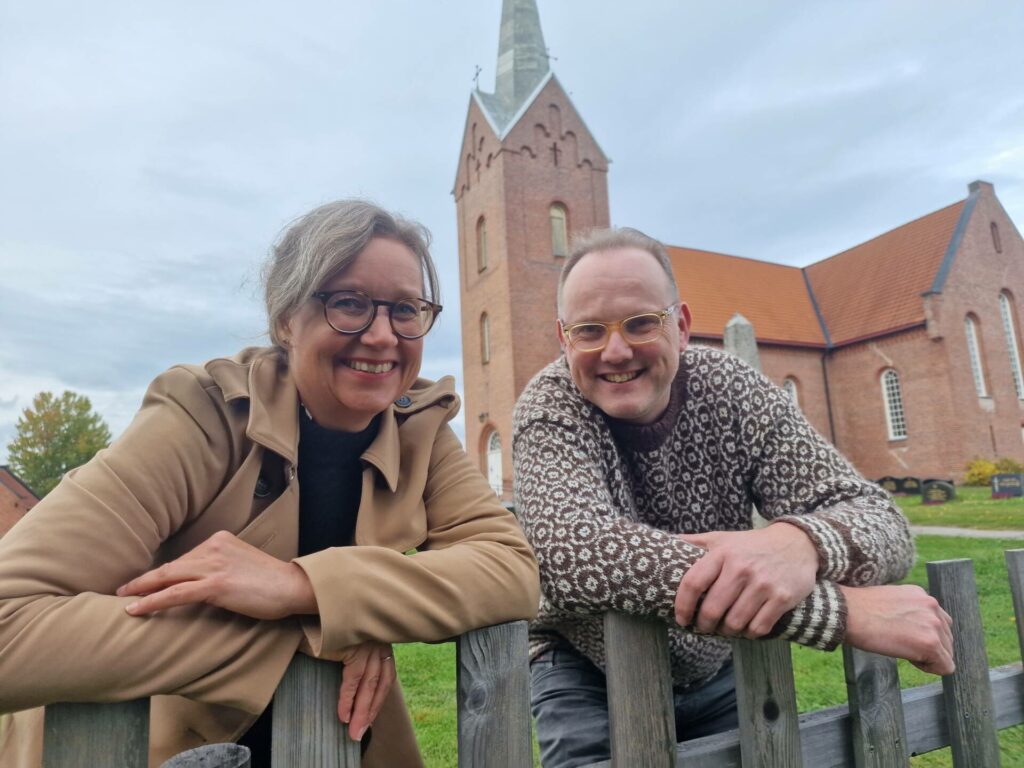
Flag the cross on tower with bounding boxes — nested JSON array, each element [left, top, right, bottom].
[[472, 65, 482, 88]]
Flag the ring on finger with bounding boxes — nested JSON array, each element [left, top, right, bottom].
[[381, 655, 394, 662]]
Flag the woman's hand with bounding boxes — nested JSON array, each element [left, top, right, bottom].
[[117, 530, 318, 620], [337, 642, 396, 742]]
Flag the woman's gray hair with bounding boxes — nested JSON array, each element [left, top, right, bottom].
[[263, 199, 439, 348], [557, 227, 679, 316]]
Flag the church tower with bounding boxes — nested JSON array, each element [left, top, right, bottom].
[[454, 0, 610, 499]]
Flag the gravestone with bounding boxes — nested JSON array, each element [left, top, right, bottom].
[[898, 477, 923, 495], [922, 480, 956, 505], [992, 474, 1024, 499], [877, 476, 899, 494]]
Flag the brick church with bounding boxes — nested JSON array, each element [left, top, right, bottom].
[[455, 0, 1024, 498]]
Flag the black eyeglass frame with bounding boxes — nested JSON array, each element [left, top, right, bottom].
[[311, 290, 443, 340]]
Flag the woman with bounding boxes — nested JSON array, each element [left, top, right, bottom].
[[0, 200, 540, 767]]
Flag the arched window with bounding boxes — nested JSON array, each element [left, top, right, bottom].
[[1000, 291, 1024, 399], [476, 216, 488, 272], [550, 203, 568, 258], [965, 314, 988, 397], [991, 222, 1003, 254], [881, 369, 907, 440], [480, 313, 490, 364], [487, 431, 503, 495], [783, 377, 799, 409]]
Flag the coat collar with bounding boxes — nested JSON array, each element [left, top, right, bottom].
[[204, 347, 458, 491]]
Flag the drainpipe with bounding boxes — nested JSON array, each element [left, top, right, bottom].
[[821, 350, 837, 445]]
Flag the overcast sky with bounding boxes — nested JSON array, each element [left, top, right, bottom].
[[2, 1, 1023, 462]]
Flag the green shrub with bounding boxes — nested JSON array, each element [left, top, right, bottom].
[[964, 458, 998, 486], [994, 457, 1024, 474]]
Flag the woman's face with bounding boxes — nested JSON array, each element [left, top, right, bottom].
[[283, 236, 426, 431]]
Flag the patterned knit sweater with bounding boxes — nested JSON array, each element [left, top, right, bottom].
[[512, 346, 914, 690]]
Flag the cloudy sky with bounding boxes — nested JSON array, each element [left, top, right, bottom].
[[2, 0, 1022, 461]]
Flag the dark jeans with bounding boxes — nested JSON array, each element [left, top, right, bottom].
[[530, 646, 738, 768]]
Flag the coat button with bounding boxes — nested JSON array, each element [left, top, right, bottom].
[[395, 395, 412, 407]]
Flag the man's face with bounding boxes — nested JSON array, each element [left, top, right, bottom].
[[558, 247, 691, 424]]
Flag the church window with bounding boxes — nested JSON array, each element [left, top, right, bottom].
[[481, 313, 491, 364], [476, 216, 488, 272], [965, 314, 988, 397], [1000, 291, 1024, 399], [487, 431, 503, 496], [783, 377, 799, 409], [881, 369, 907, 440], [991, 222, 1003, 253], [550, 203, 568, 258]]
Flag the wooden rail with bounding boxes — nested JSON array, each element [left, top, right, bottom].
[[39, 552, 1024, 767], [41, 621, 531, 768]]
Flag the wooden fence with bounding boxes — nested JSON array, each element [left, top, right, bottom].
[[41, 552, 1024, 767]]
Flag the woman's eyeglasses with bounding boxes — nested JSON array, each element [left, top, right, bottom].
[[312, 290, 443, 339]]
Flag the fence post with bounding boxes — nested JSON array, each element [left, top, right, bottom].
[[456, 620, 532, 767], [842, 647, 908, 767], [43, 699, 149, 768], [1004, 550, 1024, 661], [927, 559, 1000, 767], [604, 613, 676, 767], [271, 654, 360, 767], [731, 638, 803, 767]]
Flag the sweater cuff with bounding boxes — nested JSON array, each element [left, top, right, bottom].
[[768, 580, 847, 651], [773, 515, 850, 582]]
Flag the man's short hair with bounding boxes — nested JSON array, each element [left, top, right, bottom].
[[557, 227, 679, 316]]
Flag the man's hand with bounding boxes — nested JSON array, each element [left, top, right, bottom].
[[841, 584, 954, 675], [675, 523, 819, 638], [117, 530, 318, 620], [337, 642, 396, 742]]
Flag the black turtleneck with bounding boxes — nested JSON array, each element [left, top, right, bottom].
[[239, 407, 380, 766]]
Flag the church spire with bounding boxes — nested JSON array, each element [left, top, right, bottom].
[[493, 0, 549, 114]]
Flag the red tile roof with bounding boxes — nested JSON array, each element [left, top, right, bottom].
[[665, 199, 966, 348], [804, 201, 965, 346], [667, 247, 826, 346]]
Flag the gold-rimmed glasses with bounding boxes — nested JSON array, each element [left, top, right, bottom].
[[560, 304, 677, 352]]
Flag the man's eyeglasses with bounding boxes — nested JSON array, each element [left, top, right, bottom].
[[560, 304, 677, 352], [312, 290, 443, 340]]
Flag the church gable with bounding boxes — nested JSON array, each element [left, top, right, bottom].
[[500, 75, 609, 173]]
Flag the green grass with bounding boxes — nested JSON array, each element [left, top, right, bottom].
[[897, 485, 1024, 530], [399, 534, 1024, 767]]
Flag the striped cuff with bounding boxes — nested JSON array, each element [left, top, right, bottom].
[[769, 580, 847, 651], [774, 515, 851, 582]]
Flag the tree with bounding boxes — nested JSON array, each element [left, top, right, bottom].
[[6, 391, 112, 496]]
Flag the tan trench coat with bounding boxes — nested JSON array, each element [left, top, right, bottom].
[[0, 347, 539, 766]]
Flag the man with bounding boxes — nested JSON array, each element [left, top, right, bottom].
[[512, 227, 954, 768]]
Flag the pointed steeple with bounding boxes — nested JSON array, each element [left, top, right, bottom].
[[494, 0, 549, 112], [474, 0, 551, 134]]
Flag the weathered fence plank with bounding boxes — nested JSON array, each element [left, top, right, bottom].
[[732, 638, 803, 767], [43, 698, 149, 768], [927, 559, 1001, 767], [271, 654, 360, 767], [1004, 549, 1024, 659], [161, 743, 252, 767], [604, 612, 676, 767], [842, 647, 908, 767], [586, 664, 1024, 768], [456, 620, 532, 768]]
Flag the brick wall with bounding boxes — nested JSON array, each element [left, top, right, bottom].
[[455, 78, 609, 499]]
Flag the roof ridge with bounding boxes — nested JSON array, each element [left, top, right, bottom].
[[665, 244, 803, 269], [809, 198, 966, 268]]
